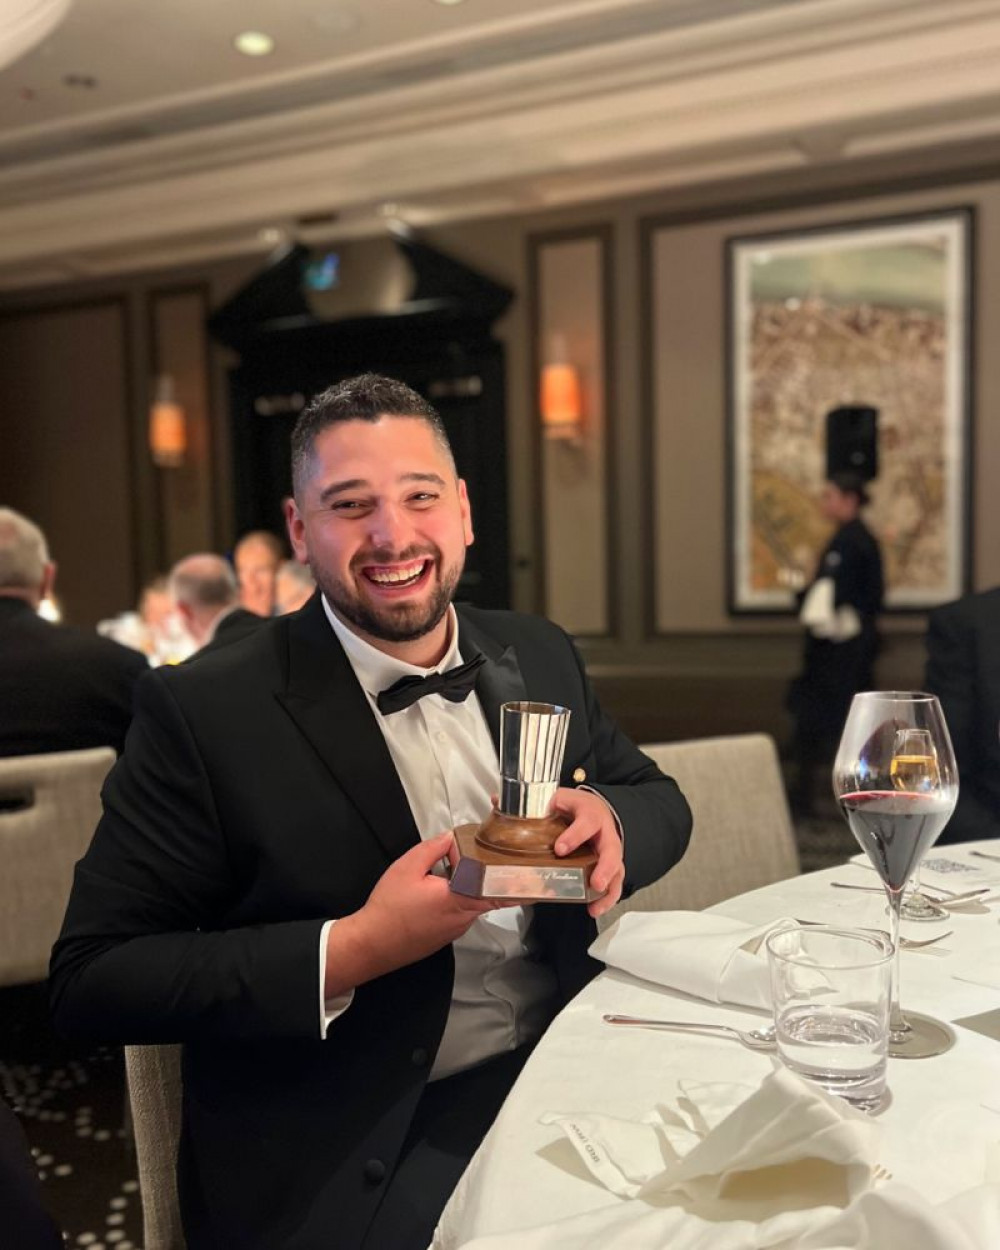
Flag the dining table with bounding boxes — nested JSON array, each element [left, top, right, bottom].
[[432, 841, 1000, 1248]]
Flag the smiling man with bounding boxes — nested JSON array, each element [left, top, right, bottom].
[[50, 374, 692, 1250]]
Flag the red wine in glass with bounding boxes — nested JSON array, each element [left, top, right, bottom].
[[839, 791, 956, 892], [832, 691, 958, 1059]]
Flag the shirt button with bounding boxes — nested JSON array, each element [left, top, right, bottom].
[[411, 1047, 429, 1067], [436, 731, 447, 743], [363, 1159, 386, 1185]]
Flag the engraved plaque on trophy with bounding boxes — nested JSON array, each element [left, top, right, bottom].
[[449, 701, 600, 903]]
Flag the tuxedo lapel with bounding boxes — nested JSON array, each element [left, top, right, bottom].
[[274, 598, 419, 864], [456, 608, 528, 756]]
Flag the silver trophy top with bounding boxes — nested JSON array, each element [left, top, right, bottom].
[[498, 701, 571, 818]]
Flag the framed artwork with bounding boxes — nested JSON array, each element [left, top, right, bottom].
[[726, 207, 973, 612]]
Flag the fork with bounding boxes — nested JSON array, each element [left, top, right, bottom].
[[830, 881, 989, 905], [794, 920, 952, 950]]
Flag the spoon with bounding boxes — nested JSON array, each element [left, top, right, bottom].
[[603, 1014, 776, 1051]]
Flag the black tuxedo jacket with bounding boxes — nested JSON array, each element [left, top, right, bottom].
[[0, 596, 148, 757], [50, 596, 691, 1249], [925, 587, 1000, 843]]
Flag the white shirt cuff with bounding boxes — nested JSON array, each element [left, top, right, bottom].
[[578, 784, 625, 845], [318, 918, 354, 1037]]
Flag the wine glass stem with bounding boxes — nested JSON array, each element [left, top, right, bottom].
[[886, 886, 910, 1041]]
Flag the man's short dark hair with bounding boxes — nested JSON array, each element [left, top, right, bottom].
[[290, 373, 453, 499]]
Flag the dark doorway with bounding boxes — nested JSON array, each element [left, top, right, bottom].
[[211, 233, 513, 609]]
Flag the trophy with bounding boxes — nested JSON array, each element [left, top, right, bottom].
[[449, 701, 600, 903]]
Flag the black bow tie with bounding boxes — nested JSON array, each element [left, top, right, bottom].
[[375, 652, 487, 716]]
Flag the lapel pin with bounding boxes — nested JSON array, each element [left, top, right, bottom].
[[572, 768, 586, 784]]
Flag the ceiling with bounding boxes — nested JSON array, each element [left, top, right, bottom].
[[2, 0, 1000, 289]]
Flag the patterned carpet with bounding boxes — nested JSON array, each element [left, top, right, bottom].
[[0, 983, 143, 1250]]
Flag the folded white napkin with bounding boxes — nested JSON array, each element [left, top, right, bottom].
[[449, 1182, 1000, 1249], [539, 1067, 877, 1210], [439, 1071, 1000, 1250], [589, 911, 797, 1009]]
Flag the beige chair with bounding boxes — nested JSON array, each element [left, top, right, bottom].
[[0, 746, 114, 986], [601, 733, 799, 927], [125, 1043, 186, 1250]]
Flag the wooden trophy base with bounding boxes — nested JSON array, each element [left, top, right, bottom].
[[449, 810, 600, 903]]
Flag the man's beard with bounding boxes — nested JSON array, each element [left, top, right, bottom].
[[310, 548, 462, 643]]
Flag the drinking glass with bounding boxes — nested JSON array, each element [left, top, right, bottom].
[[833, 692, 959, 1058], [766, 925, 892, 1111], [892, 729, 948, 921]]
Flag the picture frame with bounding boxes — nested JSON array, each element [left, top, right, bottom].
[[726, 207, 973, 613]]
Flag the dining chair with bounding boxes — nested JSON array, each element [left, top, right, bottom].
[[0, 746, 115, 986], [600, 733, 800, 928], [125, 1043, 186, 1250]]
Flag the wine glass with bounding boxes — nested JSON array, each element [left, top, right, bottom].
[[833, 692, 959, 1058], [892, 729, 949, 921]]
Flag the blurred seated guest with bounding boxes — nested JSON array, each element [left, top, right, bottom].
[[925, 586, 1000, 843], [787, 473, 884, 814], [137, 574, 174, 652], [169, 554, 263, 653], [0, 507, 147, 757], [138, 573, 198, 665], [0, 1100, 63, 1250], [98, 574, 185, 660], [234, 530, 285, 617], [139, 575, 173, 638], [275, 559, 316, 615]]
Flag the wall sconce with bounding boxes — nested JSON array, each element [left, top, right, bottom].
[[149, 375, 187, 468], [540, 337, 583, 442]]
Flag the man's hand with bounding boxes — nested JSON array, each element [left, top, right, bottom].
[[325, 833, 502, 998], [550, 787, 624, 919]]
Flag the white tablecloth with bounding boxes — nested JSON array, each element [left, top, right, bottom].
[[434, 843, 1000, 1247]]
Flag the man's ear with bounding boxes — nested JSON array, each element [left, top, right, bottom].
[[39, 561, 57, 603], [458, 479, 474, 548], [284, 496, 308, 561]]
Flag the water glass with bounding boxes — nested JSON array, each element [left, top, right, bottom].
[[766, 926, 892, 1112]]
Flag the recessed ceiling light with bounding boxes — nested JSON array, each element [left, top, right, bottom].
[[431, 0, 468, 6], [257, 227, 283, 246], [233, 31, 275, 57]]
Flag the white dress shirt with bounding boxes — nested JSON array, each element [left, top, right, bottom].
[[318, 597, 558, 1079]]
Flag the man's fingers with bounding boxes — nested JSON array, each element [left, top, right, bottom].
[[408, 831, 455, 874], [588, 867, 625, 918], [553, 815, 596, 857]]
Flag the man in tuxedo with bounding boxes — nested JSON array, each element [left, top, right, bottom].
[[925, 586, 1000, 843], [0, 507, 147, 757], [169, 552, 264, 653], [51, 374, 692, 1250]]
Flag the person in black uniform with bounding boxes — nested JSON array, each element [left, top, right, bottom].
[[787, 472, 884, 814]]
